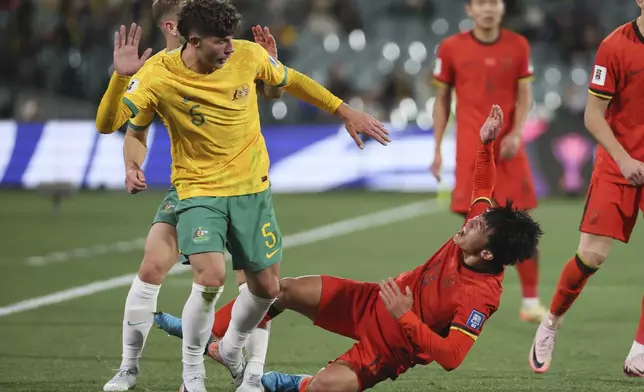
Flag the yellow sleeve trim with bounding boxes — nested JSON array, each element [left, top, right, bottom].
[[518, 75, 534, 82], [588, 89, 612, 100], [472, 197, 493, 207], [432, 78, 450, 88], [451, 326, 478, 341]]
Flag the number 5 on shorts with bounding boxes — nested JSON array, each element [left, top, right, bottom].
[[262, 222, 280, 260]]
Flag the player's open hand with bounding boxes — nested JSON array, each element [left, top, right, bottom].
[[113, 23, 153, 77], [618, 156, 644, 186], [337, 104, 391, 149], [480, 105, 503, 144], [500, 132, 521, 160], [125, 163, 147, 194], [252, 25, 278, 60], [379, 278, 413, 320]]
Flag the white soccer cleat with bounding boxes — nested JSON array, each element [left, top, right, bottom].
[[624, 353, 644, 377], [237, 372, 264, 392], [529, 315, 562, 374], [103, 368, 137, 391], [180, 374, 207, 392]]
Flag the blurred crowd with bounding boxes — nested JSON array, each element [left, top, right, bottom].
[[0, 0, 634, 122]]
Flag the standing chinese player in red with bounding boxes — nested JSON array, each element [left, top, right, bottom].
[[530, 3, 644, 376], [431, 0, 545, 322], [155, 106, 544, 391]]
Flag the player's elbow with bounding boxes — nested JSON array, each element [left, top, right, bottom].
[[438, 354, 465, 372], [96, 120, 116, 134]]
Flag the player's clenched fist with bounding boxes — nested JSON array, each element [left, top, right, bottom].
[[113, 23, 153, 77], [480, 104, 503, 145], [125, 163, 147, 194], [379, 278, 413, 320], [337, 104, 391, 149]]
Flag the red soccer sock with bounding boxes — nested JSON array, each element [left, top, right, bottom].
[[635, 296, 644, 345], [516, 257, 539, 299], [299, 376, 313, 392], [549, 254, 598, 317], [212, 298, 235, 338], [211, 298, 280, 338]]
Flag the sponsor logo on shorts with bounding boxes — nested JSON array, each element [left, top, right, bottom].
[[266, 248, 280, 259], [466, 309, 486, 331], [161, 201, 175, 213], [192, 227, 210, 242]]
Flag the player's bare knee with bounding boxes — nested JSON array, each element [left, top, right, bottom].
[[578, 233, 613, 268], [245, 265, 280, 298], [137, 260, 169, 285], [577, 250, 606, 269], [190, 253, 226, 287]]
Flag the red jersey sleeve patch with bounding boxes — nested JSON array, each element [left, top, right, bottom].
[[433, 41, 455, 86], [588, 40, 619, 100], [450, 286, 498, 340]]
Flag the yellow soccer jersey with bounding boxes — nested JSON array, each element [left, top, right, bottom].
[[122, 40, 325, 199], [128, 47, 182, 131]]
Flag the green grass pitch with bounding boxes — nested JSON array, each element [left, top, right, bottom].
[[0, 190, 643, 391]]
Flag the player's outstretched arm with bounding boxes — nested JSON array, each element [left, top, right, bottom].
[[284, 71, 391, 148], [96, 23, 152, 134], [471, 105, 502, 203]]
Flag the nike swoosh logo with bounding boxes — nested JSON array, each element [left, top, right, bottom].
[[531, 344, 545, 368], [266, 248, 280, 259], [127, 321, 146, 326], [629, 68, 644, 77]]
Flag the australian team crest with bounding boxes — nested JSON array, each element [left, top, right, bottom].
[[193, 227, 209, 242], [161, 201, 175, 213], [232, 84, 250, 101]]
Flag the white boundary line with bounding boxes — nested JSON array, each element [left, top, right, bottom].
[[0, 199, 444, 317]]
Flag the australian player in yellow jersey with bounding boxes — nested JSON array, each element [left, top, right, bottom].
[[99, 2, 286, 391], [95, 1, 390, 391]]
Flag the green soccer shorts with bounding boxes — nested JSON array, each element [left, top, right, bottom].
[[151, 186, 179, 227], [175, 188, 283, 272]]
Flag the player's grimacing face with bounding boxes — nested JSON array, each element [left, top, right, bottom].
[[453, 214, 491, 257], [197, 35, 235, 69], [466, 0, 504, 30]]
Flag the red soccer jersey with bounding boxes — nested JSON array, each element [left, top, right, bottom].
[[433, 30, 533, 157], [395, 199, 503, 360], [588, 20, 644, 184]]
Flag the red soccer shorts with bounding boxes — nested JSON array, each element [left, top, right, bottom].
[[451, 150, 537, 214], [579, 176, 644, 243], [313, 276, 414, 391]]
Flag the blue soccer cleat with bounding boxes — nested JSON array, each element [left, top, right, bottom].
[[261, 371, 311, 392], [153, 311, 183, 338]]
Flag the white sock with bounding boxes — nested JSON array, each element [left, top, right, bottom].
[[627, 341, 644, 360], [121, 276, 161, 370], [221, 285, 276, 363], [181, 283, 223, 376], [522, 297, 540, 308], [244, 320, 271, 377]]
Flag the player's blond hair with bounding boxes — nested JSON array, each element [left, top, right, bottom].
[[152, 0, 183, 25]]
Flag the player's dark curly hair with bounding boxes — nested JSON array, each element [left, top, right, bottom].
[[177, 0, 241, 40], [484, 200, 543, 267]]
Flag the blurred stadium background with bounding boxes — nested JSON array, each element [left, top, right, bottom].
[[2, 1, 644, 391]]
